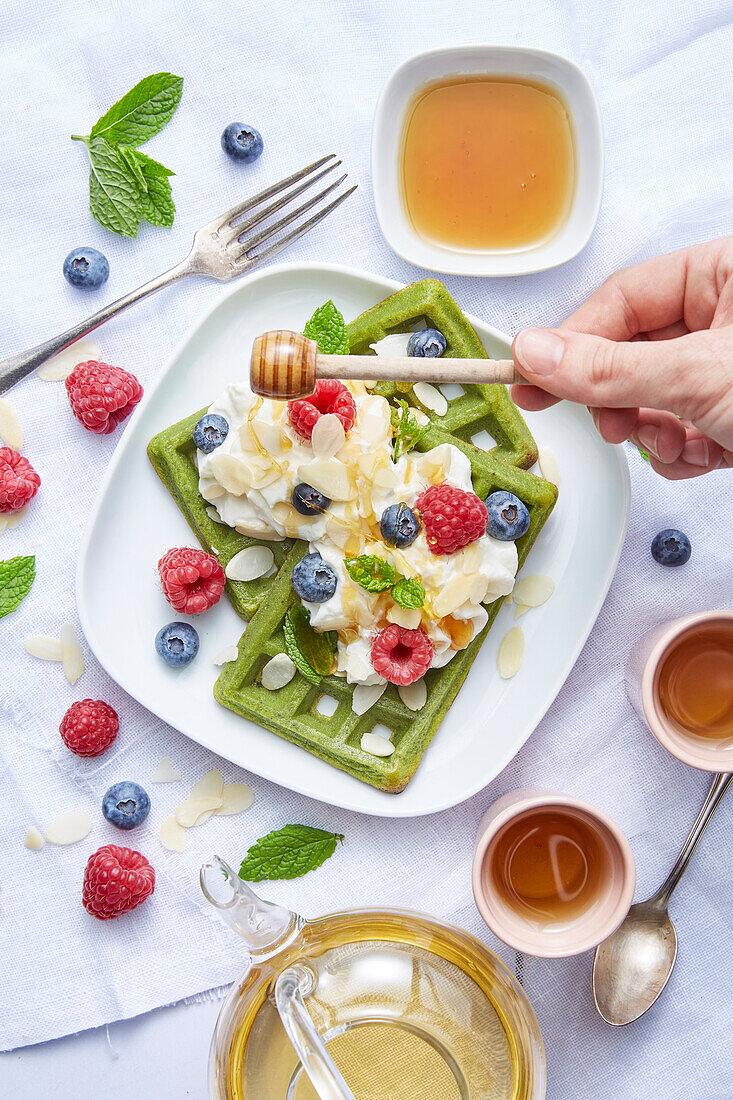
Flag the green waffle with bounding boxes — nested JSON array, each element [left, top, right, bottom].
[[148, 279, 557, 793]]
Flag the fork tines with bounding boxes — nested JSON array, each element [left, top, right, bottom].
[[222, 154, 357, 265]]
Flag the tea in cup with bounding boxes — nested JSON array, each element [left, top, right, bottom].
[[472, 790, 635, 957], [626, 610, 733, 770]]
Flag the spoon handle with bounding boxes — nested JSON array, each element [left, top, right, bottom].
[[652, 772, 732, 908]]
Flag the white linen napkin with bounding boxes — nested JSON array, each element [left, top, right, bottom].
[[1, 1, 732, 1096]]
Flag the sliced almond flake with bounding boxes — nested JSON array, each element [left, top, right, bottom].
[[201, 481, 226, 502], [497, 626, 524, 680], [387, 606, 422, 630], [24, 825, 45, 850], [159, 814, 186, 853], [538, 446, 560, 485], [0, 504, 29, 535], [398, 679, 427, 711], [261, 652, 296, 690], [174, 795, 224, 828], [24, 635, 64, 661], [190, 769, 225, 801], [0, 399, 23, 450], [297, 456, 355, 501], [511, 575, 555, 608], [151, 757, 182, 784], [225, 546, 274, 581], [311, 413, 346, 459], [351, 682, 387, 716], [37, 340, 100, 381], [44, 810, 92, 846], [213, 643, 239, 666], [208, 452, 253, 495], [360, 732, 396, 757], [514, 602, 531, 619], [468, 575, 489, 605], [60, 622, 84, 684], [433, 573, 473, 618], [413, 382, 448, 417], [206, 506, 227, 525], [413, 408, 430, 427], [215, 782, 254, 816]]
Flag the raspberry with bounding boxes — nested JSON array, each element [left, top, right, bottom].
[[0, 447, 40, 513], [416, 483, 488, 555], [158, 547, 226, 614], [65, 360, 143, 435], [60, 699, 119, 758], [82, 845, 155, 920], [288, 380, 356, 442], [371, 624, 433, 686]]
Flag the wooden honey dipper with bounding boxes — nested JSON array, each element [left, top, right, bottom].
[[250, 329, 523, 399]]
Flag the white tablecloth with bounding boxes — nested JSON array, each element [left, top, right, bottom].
[[1, 0, 732, 1096]]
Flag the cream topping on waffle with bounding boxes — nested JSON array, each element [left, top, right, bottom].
[[198, 380, 517, 687]]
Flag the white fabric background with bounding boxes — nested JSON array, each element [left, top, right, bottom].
[[1, 0, 732, 1096]]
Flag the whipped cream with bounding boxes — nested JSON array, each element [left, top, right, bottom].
[[198, 375, 517, 688]]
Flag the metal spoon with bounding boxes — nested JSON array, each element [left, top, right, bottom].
[[592, 771, 732, 1025]]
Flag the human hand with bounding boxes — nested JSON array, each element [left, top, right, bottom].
[[510, 237, 733, 479]]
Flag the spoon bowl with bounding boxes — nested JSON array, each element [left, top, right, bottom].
[[592, 900, 677, 1025]]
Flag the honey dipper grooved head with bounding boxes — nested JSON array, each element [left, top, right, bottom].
[[250, 329, 317, 399]]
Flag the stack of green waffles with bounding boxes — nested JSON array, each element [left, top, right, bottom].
[[148, 280, 557, 793]]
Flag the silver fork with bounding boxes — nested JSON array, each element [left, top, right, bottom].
[[0, 154, 356, 396]]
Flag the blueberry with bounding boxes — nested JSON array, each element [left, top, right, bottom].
[[407, 328, 447, 358], [221, 123, 264, 161], [651, 528, 691, 567], [193, 413, 229, 454], [292, 552, 337, 602], [155, 621, 200, 666], [380, 503, 420, 548], [63, 247, 109, 290], [102, 781, 151, 830], [292, 482, 330, 516], [485, 491, 531, 541]]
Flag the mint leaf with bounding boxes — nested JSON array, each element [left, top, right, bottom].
[[638, 448, 650, 462], [239, 824, 344, 881], [90, 72, 183, 146], [282, 604, 336, 684], [304, 300, 350, 355], [0, 555, 35, 619], [345, 555, 396, 593], [391, 577, 425, 609], [130, 150, 176, 227], [391, 399, 427, 461], [87, 137, 143, 237]]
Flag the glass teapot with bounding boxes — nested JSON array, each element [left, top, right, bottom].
[[202, 856, 546, 1100]]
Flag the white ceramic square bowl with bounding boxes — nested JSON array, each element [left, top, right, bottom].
[[372, 46, 604, 277]]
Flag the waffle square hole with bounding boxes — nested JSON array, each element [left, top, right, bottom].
[[439, 383, 465, 402], [471, 429, 498, 451], [314, 694, 339, 717], [370, 723, 395, 741]]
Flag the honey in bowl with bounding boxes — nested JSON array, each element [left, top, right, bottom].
[[401, 76, 575, 251], [657, 623, 733, 742], [489, 808, 609, 928]]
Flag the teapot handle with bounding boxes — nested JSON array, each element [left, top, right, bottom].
[[275, 966, 356, 1100]]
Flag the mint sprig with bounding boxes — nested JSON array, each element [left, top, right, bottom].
[[344, 555, 396, 592], [72, 72, 182, 237], [391, 399, 427, 461], [0, 555, 35, 620], [282, 603, 336, 685], [239, 824, 344, 882], [391, 577, 425, 610], [304, 300, 350, 355]]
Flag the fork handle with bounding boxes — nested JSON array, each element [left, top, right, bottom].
[[0, 259, 192, 396]]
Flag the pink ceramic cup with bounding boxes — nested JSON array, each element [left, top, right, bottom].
[[472, 789, 636, 958], [626, 610, 733, 771]]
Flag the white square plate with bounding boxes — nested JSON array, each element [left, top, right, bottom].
[[77, 262, 629, 818]]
